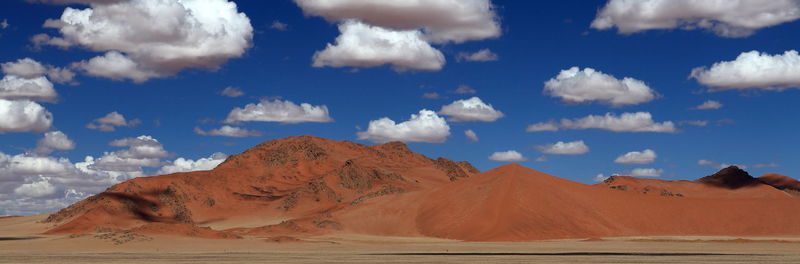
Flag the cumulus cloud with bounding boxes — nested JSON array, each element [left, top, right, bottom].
[[0, 99, 53, 134], [2, 58, 47, 79], [464, 129, 479, 142], [0, 75, 58, 102], [1, 58, 75, 84], [194, 125, 262, 138], [693, 100, 723, 110], [544, 67, 657, 107], [36, 0, 253, 82], [0, 134, 183, 215], [691, 50, 800, 91], [34, 131, 75, 155], [312, 20, 445, 71], [456, 49, 499, 62], [14, 177, 57, 198], [625, 168, 664, 177], [225, 99, 333, 124], [294, 0, 501, 44], [527, 112, 677, 133], [157, 152, 227, 175], [489, 150, 526, 162], [86, 111, 140, 132], [593, 174, 611, 182], [591, 0, 800, 37], [438, 97, 504, 122], [93, 135, 169, 172], [72, 51, 160, 83], [220, 86, 244, 97], [451, 85, 477, 94], [535, 140, 589, 155], [614, 149, 657, 164], [357, 109, 450, 143]]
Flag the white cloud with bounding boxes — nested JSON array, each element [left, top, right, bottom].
[[0, 19, 7, 30], [194, 125, 262, 138], [294, 0, 501, 44], [422, 92, 440, 99], [489, 150, 526, 162], [591, 0, 800, 37], [626, 168, 664, 178], [312, 20, 445, 71], [698, 159, 747, 170], [527, 112, 677, 133], [27, 0, 126, 4], [752, 163, 780, 168], [457, 49, 498, 62], [72, 51, 160, 83], [451, 84, 477, 94], [94, 135, 169, 172], [357, 109, 450, 143], [86, 111, 140, 132], [0, 99, 53, 134], [544, 67, 657, 106], [535, 140, 589, 155], [464, 129, 479, 142], [438, 97, 504, 122], [0, 75, 57, 102], [34, 131, 76, 155], [225, 99, 333, 124], [1, 58, 46, 78], [680, 120, 709, 127], [694, 100, 723, 110], [614, 149, 657, 164], [220, 86, 244, 97], [534, 156, 548, 162], [593, 173, 610, 182], [270, 20, 289, 31], [691, 50, 800, 91], [14, 177, 57, 198], [157, 152, 226, 175], [0, 58, 74, 84], [526, 122, 559, 132], [38, 0, 253, 82]]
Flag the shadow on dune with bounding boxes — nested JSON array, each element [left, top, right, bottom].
[[0, 236, 41, 241]]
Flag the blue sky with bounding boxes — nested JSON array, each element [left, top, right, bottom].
[[1, 0, 799, 214]]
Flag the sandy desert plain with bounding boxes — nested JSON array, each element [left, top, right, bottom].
[[2, 136, 800, 263]]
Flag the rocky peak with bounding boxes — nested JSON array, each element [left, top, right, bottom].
[[697, 166, 760, 189]]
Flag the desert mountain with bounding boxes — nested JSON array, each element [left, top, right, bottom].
[[42, 136, 800, 241], [43, 136, 478, 237]]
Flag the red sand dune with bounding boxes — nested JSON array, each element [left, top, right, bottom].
[[42, 136, 800, 241], [759, 173, 800, 196]]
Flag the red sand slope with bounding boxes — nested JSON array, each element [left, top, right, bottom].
[[43, 136, 800, 241], [759, 173, 800, 196], [410, 164, 800, 241]]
